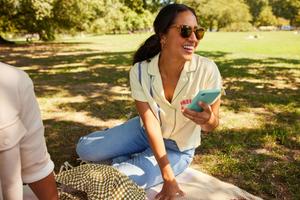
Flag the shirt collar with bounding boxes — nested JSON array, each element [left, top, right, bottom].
[[147, 53, 196, 76]]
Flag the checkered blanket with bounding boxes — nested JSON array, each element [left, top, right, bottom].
[[55, 164, 145, 200]]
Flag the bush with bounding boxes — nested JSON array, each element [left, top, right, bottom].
[[220, 22, 254, 32]]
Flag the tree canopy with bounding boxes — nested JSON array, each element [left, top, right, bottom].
[[0, 0, 299, 41], [184, 0, 252, 31]]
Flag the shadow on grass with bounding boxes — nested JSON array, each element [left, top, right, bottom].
[[1, 43, 298, 123], [194, 125, 299, 200], [44, 118, 108, 170], [1, 43, 298, 122], [193, 125, 300, 199], [57, 96, 137, 121], [218, 57, 300, 79], [1, 43, 299, 200]]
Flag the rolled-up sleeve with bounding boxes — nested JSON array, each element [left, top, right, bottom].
[[129, 64, 147, 102], [206, 61, 222, 89]]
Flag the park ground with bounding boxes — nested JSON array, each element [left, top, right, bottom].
[[0, 31, 299, 200]]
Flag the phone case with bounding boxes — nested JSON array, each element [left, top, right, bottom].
[[187, 88, 221, 112]]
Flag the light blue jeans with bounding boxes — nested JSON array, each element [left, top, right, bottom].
[[76, 117, 195, 189]]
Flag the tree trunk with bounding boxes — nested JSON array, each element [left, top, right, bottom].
[[0, 35, 15, 45]]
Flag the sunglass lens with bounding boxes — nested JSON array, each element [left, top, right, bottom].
[[195, 28, 205, 40], [181, 25, 192, 38]]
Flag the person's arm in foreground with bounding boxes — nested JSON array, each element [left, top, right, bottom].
[[29, 172, 58, 200], [0, 136, 58, 200], [135, 100, 185, 200], [183, 98, 221, 132], [24, 73, 59, 200]]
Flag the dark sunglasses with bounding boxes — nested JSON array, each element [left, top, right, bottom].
[[170, 24, 205, 40]]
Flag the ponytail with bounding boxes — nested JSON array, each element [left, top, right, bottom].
[[132, 4, 197, 65], [133, 34, 161, 65]]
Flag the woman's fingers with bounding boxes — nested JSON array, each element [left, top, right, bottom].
[[198, 101, 210, 112], [182, 102, 212, 124], [155, 193, 173, 200], [182, 109, 194, 121], [154, 186, 185, 200]]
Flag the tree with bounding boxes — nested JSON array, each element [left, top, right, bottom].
[[147, 0, 171, 11], [269, 0, 300, 26], [0, 0, 19, 33], [256, 5, 277, 26], [0, 0, 19, 43], [53, 0, 103, 33], [0, 0, 161, 41], [244, 0, 268, 25], [183, 0, 252, 31], [123, 0, 145, 13], [294, 11, 300, 26], [0, 0, 56, 41], [0, 0, 107, 40], [18, 0, 55, 41]]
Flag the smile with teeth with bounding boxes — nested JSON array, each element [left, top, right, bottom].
[[183, 45, 194, 51]]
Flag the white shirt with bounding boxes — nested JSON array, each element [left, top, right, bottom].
[[0, 62, 54, 189], [130, 53, 222, 151]]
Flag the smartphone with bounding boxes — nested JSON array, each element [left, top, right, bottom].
[[187, 88, 221, 112]]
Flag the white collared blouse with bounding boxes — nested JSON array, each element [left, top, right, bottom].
[[130, 53, 222, 151]]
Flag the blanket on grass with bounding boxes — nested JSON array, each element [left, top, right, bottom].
[[23, 166, 263, 200]]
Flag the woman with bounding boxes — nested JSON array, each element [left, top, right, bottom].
[[76, 3, 222, 199]]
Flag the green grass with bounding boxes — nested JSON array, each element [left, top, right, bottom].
[[0, 31, 299, 200], [200, 31, 300, 57]]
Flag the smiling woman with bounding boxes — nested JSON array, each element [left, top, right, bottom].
[[76, 3, 222, 200]]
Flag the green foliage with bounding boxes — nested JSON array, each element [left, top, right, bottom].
[[243, 0, 300, 27], [0, 0, 55, 40], [184, 0, 252, 31], [88, 1, 154, 34], [256, 5, 278, 26], [295, 11, 300, 26], [182, 0, 300, 28], [123, 0, 145, 13], [53, 0, 101, 32], [269, 0, 300, 25], [122, 7, 153, 32], [220, 22, 254, 32], [0, 0, 21, 33], [18, 0, 55, 40], [245, 0, 268, 24], [1, 0, 300, 41], [0, 0, 155, 40]]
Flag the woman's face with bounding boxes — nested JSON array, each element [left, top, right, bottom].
[[161, 11, 199, 62]]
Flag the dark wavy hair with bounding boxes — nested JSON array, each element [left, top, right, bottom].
[[133, 3, 197, 65]]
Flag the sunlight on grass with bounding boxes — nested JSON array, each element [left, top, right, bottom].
[[1, 31, 299, 200], [200, 31, 300, 57], [220, 109, 265, 129]]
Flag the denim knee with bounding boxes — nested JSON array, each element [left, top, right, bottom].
[[76, 137, 100, 162], [76, 137, 88, 160]]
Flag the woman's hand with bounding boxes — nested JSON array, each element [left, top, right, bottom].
[[182, 100, 220, 132], [182, 101, 213, 125], [155, 178, 185, 200]]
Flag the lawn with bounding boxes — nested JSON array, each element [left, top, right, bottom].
[[0, 31, 299, 200]]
